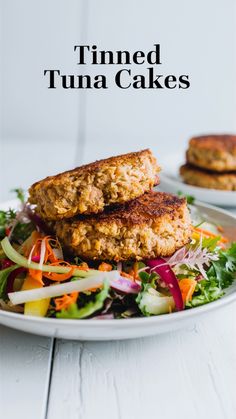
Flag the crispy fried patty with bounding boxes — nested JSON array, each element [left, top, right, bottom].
[[54, 191, 191, 261], [180, 163, 236, 191], [186, 135, 236, 172], [28, 149, 160, 220]]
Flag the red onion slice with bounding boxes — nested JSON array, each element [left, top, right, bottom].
[[6, 267, 26, 294], [25, 206, 52, 235], [110, 277, 141, 294], [146, 258, 184, 311], [1, 258, 15, 270]]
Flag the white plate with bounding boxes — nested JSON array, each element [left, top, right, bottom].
[[159, 153, 236, 207], [0, 200, 235, 340]]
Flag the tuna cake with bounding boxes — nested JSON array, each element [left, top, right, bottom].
[[180, 163, 236, 191], [54, 191, 191, 261], [28, 149, 160, 221], [186, 135, 236, 172]]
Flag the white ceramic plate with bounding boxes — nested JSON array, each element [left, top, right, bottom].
[[159, 153, 236, 207], [0, 200, 235, 341]]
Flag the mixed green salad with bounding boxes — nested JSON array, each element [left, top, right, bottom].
[[0, 190, 235, 319]]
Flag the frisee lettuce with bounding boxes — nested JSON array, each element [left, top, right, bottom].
[[0, 189, 34, 243], [207, 243, 236, 289], [187, 243, 236, 308], [186, 279, 223, 307]]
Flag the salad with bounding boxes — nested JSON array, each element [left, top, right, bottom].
[[0, 190, 235, 320]]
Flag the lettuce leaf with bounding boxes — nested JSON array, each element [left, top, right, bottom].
[[0, 265, 20, 299], [56, 280, 109, 319], [187, 243, 236, 308], [207, 243, 236, 289], [186, 279, 223, 308]]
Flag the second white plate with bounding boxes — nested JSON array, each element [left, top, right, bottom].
[[159, 153, 236, 207]]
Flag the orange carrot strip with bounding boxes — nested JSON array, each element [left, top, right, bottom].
[[54, 292, 79, 311], [78, 262, 89, 271], [28, 269, 43, 285], [22, 231, 43, 257], [120, 271, 134, 279], [179, 278, 197, 303], [194, 227, 228, 243], [133, 262, 139, 279], [98, 262, 112, 272], [44, 237, 62, 263], [43, 267, 75, 282]]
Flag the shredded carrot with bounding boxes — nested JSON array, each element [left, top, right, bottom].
[[21, 231, 42, 257], [42, 261, 75, 281], [44, 237, 63, 263], [179, 278, 197, 303], [133, 262, 139, 279], [193, 227, 228, 244], [121, 271, 134, 280], [98, 262, 112, 272], [29, 269, 43, 285], [54, 292, 79, 311], [25, 236, 85, 284], [25, 235, 91, 285], [43, 268, 75, 282], [78, 262, 89, 271], [126, 262, 139, 280]]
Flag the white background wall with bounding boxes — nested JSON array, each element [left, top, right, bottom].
[[1, 0, 236, 201]]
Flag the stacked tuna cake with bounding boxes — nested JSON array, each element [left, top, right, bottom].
[[180, 135, 236, 191], [29, 149, 192, 261]]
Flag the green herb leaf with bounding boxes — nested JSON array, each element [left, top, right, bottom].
[[202, 236, 221, 251], [177, 191, 195, 204], [11, 188, 25, 204], [186, 243, 236, 308], [186, 279, 223, 308], [207, 243, 236, 289]]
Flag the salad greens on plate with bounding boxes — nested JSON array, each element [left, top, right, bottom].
[[0, 190, 235, 319]]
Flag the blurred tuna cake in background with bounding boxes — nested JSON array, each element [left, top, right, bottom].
[[180, 135, 236, 191]]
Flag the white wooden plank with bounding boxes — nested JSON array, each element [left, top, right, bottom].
[[0, 325, 53, 419], [47, 302, 236, 419]]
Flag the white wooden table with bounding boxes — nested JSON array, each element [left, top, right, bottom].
[[0, 205, 235, 419]]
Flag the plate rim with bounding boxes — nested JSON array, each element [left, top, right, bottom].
[[160, 171, 236, 197], [0, 199, 235, 330], [159, 151, 236, 202]]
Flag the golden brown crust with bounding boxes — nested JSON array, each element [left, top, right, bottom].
[[28, 149, 160, 220], [31, 149, 158, 187], [189, 135, 236, 152], [54, 192, 192, 261], [180, 163, 236, 191], [186, 135, 236, 172], [77, 191, 186, 226]]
